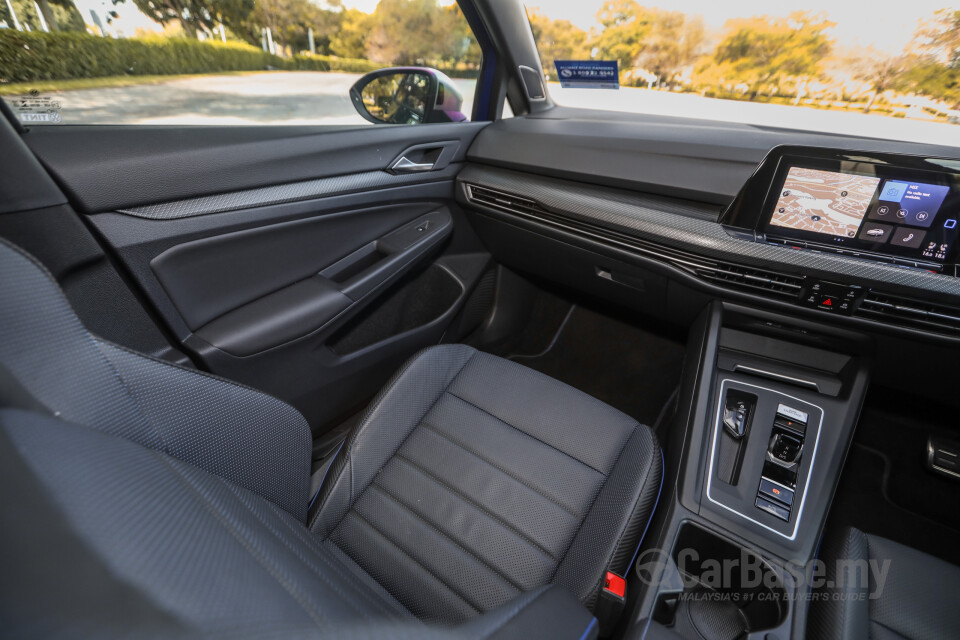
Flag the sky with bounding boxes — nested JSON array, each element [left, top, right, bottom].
[[72, 0, 164, 36], [342, 0, 959, 56]]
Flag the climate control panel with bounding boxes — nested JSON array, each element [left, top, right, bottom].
[[798, 280, 864, 315]]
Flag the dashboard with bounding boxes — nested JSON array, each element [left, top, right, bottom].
[[457, 147, 960, 342], [459, 147, 960, 344]]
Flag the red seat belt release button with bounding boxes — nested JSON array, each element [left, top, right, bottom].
[[604, 571, 626, 598]]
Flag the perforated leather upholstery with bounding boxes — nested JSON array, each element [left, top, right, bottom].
[[809, 527, 960, 640], [0, 238, 311, 520]]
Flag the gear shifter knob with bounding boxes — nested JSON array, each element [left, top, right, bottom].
[[723, 400, 748, 438]]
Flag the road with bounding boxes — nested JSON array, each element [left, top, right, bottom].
[[13, 71, 960, 146], [33, 72, 475, 126]]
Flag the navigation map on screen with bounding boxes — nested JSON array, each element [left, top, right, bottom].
[[769, 167, 881, 238]]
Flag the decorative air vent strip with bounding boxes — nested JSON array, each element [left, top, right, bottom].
[[857, 293, 960, 333], [466, 185, 546, 217], [695, 264, 803, 298], [465, 183, 805, 299]]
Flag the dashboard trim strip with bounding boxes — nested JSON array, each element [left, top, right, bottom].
[[116, 169, 457, 220]]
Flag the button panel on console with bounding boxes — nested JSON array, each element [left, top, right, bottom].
[[799, 279, 862, 315], [754, 404, 808, 522]]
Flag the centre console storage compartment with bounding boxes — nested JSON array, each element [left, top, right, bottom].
[[652, 523, 789, 640]]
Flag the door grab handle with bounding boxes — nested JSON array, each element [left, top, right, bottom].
[[391, 156, 436, 172]]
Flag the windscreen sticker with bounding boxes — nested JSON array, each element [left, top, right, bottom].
[[554, 60, 619, 89], [12, 90, 62, 124]]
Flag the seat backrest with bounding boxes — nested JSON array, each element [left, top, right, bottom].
[[0, 238, 312, 519]]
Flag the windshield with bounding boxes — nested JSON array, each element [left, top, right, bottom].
[[527, 1, 960, 145]]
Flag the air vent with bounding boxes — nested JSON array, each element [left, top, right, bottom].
[[857, 292, 960, 334], [465, 185, 547, 218], [695, 263, 804, 299]]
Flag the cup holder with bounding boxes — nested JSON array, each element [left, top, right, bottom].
[[653, 523, 788, 640]]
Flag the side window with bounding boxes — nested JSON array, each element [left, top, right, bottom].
[[0, 0, 481, 126]]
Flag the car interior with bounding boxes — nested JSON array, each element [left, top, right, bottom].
[[2, 0, 960, 638]]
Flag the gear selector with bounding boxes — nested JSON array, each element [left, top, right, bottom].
[[717, 389, 757, 484]]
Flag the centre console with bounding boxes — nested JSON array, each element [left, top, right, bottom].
[[627, 302, 871, 640]]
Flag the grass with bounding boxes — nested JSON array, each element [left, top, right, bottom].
[[0, 70, 277, 95]]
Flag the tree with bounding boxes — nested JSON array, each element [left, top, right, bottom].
[[35, 0, 80, 31], [117, 0, 254, 38], [588, 0, 652, 70], [2, 0, 84, 32], [585, 2, 706, 87], [713, 11, 834, 99], [365, 0, 450, 66], [913, 9, 960, 66], [332, 2, 477, 66], [241, 0, 339, 54], [329, 7, 370, 58], [440, 4, 481, 68], [527, 8, 587, 77], [634, 9, 705, 87], [895, 9, 960, 109], [850, 48, 909, 112], [900, 61, 959, 109]]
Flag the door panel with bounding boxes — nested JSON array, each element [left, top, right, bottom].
[[156, 207, 452, 356], [149, 206, 450, 332], [187, 249, 490, 430], [16, 122, 492, 432]]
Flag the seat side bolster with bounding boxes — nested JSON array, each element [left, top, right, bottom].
[[809, 527, 874, 640], [96, 339, 313, 522], [457, 585, 597, 640], [309, 344, 478, 538], [553, 425, 662, 609]]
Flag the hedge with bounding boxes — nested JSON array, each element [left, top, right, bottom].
[[291, 53, 380, 74], [0, 31, 385, 83]]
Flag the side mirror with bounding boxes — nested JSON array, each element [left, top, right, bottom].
[[349, 67, 469, 125]]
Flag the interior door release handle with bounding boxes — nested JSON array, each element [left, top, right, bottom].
[[391, 156, 436, 172], [388, 141, 460, 175]]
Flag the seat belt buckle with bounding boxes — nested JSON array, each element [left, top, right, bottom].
[[603, 571, 625, 598], [596, 571, 626, 636]]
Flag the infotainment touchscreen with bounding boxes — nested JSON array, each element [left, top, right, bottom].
[[763, 158, 960, 264], [769, 168, 880, 239]]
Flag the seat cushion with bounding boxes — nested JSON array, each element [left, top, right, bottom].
[[310, 344, 662, 624], [809, 527, 960, 640]]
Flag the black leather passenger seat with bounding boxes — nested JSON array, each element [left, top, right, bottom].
[[0, 238, 661, 638], [311, 343, 662, 622], [810, 527, 960, 639]]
